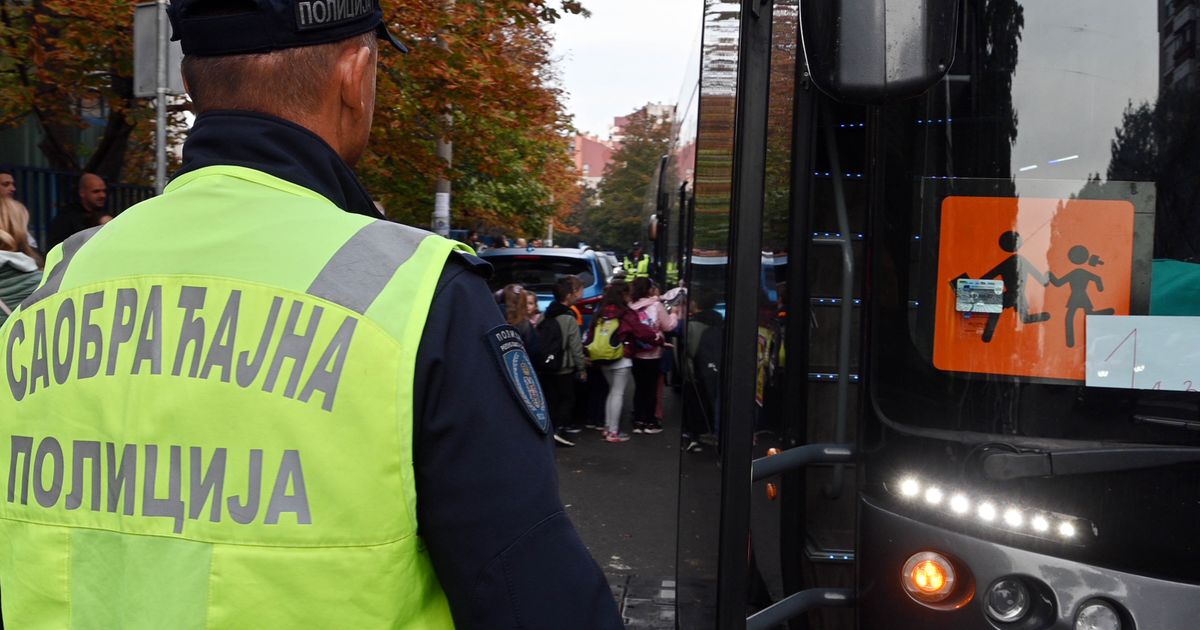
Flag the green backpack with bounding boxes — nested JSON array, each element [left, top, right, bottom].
[[586, 317, 625, 362]]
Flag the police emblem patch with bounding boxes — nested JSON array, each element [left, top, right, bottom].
[[486, 325, 550, 435]]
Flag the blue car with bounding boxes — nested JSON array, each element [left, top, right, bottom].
[[480, 247, 610, 326]]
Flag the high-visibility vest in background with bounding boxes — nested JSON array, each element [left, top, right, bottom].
[[624, 256, 650, 280], [666, 261, 679, 286], [0, 165, 459, 629]]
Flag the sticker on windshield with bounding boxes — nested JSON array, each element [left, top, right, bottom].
[[954, 278, 1004, 314]]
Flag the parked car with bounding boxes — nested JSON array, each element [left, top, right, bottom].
[[600, 251, 621, 281], [479, 247, 608, 325]]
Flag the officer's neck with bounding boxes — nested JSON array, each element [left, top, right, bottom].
[[284, 112, 362, 167]]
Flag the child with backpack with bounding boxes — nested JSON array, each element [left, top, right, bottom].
[[585, 282, 662, 442], [629, 278, 678, 434], [534, 275, 588, 447]]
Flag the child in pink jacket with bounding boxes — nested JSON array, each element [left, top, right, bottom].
[[629, 278, 678, 433]]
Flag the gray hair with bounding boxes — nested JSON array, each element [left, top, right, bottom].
[[182, 32, 376, 117]]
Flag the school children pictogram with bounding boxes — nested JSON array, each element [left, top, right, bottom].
[[933, 196, 1135, 381], [1049, 245, 1116, 348]]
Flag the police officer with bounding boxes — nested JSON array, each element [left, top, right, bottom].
[[0, 1, 621, 628], [624, 241, 650, 280]]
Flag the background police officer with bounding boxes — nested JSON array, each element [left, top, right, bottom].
[[624, 241, 650, 280], [0, 1, 621, 628]]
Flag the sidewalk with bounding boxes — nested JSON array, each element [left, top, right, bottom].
[[555, 392, 681, 628]]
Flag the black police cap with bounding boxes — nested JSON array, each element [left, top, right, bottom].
[[168, 0, 409, 57]]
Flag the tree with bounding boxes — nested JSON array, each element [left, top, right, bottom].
[[0, 0, 184, 182], [586, 108, 673, 250], [1104, 85, 1200, 260], [0, 0, 586, 227], [557, 184, 598, 248], [343, 0, 587, 234]]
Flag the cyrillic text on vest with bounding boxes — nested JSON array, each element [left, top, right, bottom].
[[7, 436, 311, 534], [5, 284, 357, 411]]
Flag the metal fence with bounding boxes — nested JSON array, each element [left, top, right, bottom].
[[1, 165, 155, 249]]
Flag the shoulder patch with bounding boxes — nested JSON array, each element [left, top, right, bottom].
[[485, 325, 550, 435]]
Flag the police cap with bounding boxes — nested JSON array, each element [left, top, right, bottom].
[[168, 0, 409, 57]]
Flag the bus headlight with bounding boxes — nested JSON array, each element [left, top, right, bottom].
[[1075, 600, 1122, 630], [984, 578, 1030, 623]]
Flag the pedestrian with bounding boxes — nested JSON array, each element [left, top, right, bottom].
[[501, 283, 538, 350], [526, 288, 543, 325], [0, 169, 15, 198], [585, 282, 661, 442], [0, 2, 621, 628], [538, 275, 588, 445], [630, 277, 677, 433], [465, 229, 485, 252], [0, 197, 41, 325], [624, 241, 650, 279], [46, 172, 111, 251]]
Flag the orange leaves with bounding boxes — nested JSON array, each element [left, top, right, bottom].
[[364, 0, 586, 233], [0, 0, 163, 178]]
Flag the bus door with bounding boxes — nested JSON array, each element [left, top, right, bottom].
[[676, 1, 873, 628]]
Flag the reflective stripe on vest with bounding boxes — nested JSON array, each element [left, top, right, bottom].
[[0, 166, 459, 629]]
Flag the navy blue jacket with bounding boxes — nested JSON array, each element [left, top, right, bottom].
[[177, 112, 621, 629]]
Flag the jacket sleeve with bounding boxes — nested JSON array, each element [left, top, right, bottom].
[[564, 316, 587, 372], [413, 254, 621, 629]]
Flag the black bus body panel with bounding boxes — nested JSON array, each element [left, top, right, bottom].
[[858, 496, 1200, 629]]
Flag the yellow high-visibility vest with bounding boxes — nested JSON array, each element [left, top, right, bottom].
[[0, 165, 459, 629]]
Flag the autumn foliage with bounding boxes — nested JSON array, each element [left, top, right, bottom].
[[367, 0, 584, 233], [0, 0, 585, 233]]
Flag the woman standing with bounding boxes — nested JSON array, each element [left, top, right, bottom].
[[629, 278, 678, 434], [0, 198, 43, 326]]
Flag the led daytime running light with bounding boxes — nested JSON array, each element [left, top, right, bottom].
[[888, 476, 1093, 543]]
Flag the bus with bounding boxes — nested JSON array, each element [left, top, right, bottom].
[[660, 1, 1200, 628]]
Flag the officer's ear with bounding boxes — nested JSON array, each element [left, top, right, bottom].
[[337, 42, 374, 119]]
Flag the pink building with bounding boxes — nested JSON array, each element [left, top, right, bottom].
[[573, 134, 614, 188]]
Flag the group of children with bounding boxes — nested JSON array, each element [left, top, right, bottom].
[[499, 275, 680, 446]]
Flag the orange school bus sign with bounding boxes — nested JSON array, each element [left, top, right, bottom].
[[932, 194, 1142, 381]]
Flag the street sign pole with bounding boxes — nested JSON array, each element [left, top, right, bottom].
[[431, 0, 454, 236], [155, 0, 169, 195]]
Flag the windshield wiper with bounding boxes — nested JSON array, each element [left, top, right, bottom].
[[1134, 414, 1200, 432], [983, 446, 1200, 480]]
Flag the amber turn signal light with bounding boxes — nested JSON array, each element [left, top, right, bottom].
[[764, 449, 781, 501], [901, 551, 956, 604]]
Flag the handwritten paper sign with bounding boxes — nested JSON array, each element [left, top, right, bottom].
[[1086, 316, 1200, 391]]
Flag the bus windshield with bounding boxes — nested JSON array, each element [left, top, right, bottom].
[[875, 0, 1200, 449]]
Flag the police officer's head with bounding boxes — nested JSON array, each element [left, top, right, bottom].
[[169, 0, 407, 165]]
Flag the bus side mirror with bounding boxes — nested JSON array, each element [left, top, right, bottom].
[[799, 0, 959, 104]]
